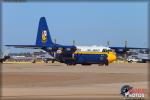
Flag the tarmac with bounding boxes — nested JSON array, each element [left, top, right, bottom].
[[1, 62, 149, 100]]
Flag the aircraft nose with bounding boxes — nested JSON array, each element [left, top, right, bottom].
[[107, 52, 117, 63]]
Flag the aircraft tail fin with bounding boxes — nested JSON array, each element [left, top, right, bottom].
[[36, 17, 53, 47]]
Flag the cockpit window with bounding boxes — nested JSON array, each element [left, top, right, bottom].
[[102, 49, 112, 52], [107, 49, 112, 52], [102, 49, 107, 52]]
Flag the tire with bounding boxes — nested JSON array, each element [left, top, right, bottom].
[[32, 60, 36, 63], [105, 62, 109, 66], [0, 60, 3, 63], [105, 60, 109, 66], [52, 59, 55, 63], [129, 60, 133, 63]]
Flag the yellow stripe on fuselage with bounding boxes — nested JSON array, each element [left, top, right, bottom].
[[74, 51, 110, 54]]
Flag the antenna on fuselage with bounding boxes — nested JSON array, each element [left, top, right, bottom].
[[53, 38, 57, 62], [107, 41, 110, 47], [125, 40, 127, 49], [73, 40, 75, 46], [124, 40, 128, 61], [54, 38, 57, 44]]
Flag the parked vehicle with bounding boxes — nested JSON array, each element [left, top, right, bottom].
[[0, 55, 10, 63], [137, 53, 150, 63], [127, 55, 142, 63]]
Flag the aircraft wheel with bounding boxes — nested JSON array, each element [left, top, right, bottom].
[[72, 63, 76, 66], [105, 61, 109, 66], [0, 60, 3, 63], [52, 60, 55, 63], [32, 60, 36, 63], [130, 60, 133, 63], [105, 63, 109, 66]]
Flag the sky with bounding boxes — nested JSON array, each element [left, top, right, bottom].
[[2, 2, 148, 53]]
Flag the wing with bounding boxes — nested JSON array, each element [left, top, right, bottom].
[[5, 45, 42, 49], [110, 46, 149, 54], [110, 47, 148, 50]]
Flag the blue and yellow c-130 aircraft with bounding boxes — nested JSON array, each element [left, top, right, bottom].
[[6, 17, 117, 65], [6, 17, 148, 65]]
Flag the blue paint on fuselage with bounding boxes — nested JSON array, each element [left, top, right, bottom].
[[55, 53, 108, 65], [75, 54, 108, 64]]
